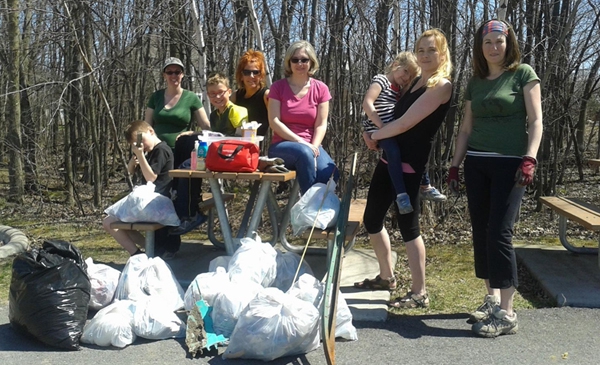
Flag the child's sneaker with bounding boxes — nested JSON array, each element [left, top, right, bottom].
[[472, 306, 518, 337], [467, 294, 500, 324], [420, 187, 447, 201], [396, 193, 414, 214], [169, 213, 207, 235]]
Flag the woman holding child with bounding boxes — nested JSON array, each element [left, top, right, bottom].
[[267, 40, 338, 194], [354, 29, 453, 310]]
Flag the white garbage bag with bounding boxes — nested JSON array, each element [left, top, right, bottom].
[[80, 300, 137, 348], [290, 180, 339, 235], [85, 257, 121, 310], [228, 236, 277, 287], [223, 287, 320, 361], [183, 267, 231, 310]]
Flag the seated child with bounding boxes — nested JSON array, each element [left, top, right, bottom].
[[169, 73, 248, 236], [103, 120, 181, 259]]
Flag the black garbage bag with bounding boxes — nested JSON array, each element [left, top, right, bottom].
[[9, 239, 91, 350]]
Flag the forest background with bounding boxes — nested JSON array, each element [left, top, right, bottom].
[[1, 0, 599, 217]]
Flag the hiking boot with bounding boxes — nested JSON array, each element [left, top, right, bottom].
[[472, 306, 518, 338], [420, 187, 447, 201], [396, 193, 414, 214], [467, 294, 500, 324], [169, 213, 207, 235]]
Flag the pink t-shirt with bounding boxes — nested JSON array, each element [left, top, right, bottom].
[[269, 78, 332, 144]]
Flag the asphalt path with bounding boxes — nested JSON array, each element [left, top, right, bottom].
[[1, 306, 599, 364]]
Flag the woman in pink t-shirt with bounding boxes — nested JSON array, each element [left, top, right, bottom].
[[267, 40, 339, 193]]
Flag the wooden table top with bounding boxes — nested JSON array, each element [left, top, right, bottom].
[[169, 169, 296, 182], [588, 159, 600, 167]]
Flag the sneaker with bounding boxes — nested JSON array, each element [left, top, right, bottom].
[[161, 251, 177, 260], [467, 294, 500, 324], [472, 306, 518, 337], [169, 213, 207, 235], [420, 187, 447, 202], [396, 193, 414, 214]]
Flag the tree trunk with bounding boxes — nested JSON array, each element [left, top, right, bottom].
[[6, 0, 25, 202]]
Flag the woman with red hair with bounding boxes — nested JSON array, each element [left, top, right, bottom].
[[231, 50, 270, 137]]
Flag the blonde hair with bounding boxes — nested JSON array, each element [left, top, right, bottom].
[[283, 40, 319, 77], [415, 28, 453, 88], [386, 51, 420, 79], [206, 72, 230, 88]]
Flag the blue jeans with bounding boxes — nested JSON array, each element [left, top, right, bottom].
[[268, 141, 339, 194], [173, 158, 202, 218], [379, 138, 406, 195]]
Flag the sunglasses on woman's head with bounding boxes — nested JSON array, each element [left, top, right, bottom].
[[242, 70, 261, 76], [291, 58, 310, 64], [164, 70, 182, 75]]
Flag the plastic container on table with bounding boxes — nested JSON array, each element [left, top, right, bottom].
[[197, 131, 264, 147]]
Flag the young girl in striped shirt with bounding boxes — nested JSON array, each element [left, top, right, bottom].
[[362, 52, 420, 213]]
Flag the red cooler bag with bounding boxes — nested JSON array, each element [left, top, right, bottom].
[[205, 139, 259, 172]]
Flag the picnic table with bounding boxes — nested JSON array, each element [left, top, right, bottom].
[[169, 169, 296, 255]]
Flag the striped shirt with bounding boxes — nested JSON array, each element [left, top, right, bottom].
[[362, 74, 400, 132]]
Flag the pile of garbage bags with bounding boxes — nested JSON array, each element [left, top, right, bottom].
[[9, 236, 357, 360]]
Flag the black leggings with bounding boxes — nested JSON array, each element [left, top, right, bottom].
[[363, 160, 423, 242], [464, 155, 524, 289]]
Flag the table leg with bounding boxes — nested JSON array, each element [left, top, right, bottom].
[[266, 189, 280, 244], [237, 181, 260, 238], [208, 178, 236, 255], [246, 182, 272, 236], [206, 208, 225, 250], [145, 231, 155, 258], [558, 216, 598, 255]]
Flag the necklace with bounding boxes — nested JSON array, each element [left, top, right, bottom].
[[288, 77, 310, 91]]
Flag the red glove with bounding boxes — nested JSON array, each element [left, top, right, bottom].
[[447, 166, 460, 195], [515, 156, 537, 186]]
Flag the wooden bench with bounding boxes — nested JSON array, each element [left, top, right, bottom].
[[300, 199, 366, 252], [539, 196, 600, 267], [588, 159, 600, 168], [110, 193, 235, 257]]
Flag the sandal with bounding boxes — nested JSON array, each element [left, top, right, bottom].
[[353, 275, 397, 290], [388, 291, 430, 309]]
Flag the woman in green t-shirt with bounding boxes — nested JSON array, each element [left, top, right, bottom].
[[144, 57, 210, 167], [447, 20, 543, 338]]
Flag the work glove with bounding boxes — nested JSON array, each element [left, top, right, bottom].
[[515, 156, 537, 186], [447, 166, 460, 195], [264, 165, 289, 173], [258, 156, 288, 173]]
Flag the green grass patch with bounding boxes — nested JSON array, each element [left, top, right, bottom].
[[385, 240, 555, 316]]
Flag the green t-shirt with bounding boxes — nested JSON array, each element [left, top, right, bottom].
[[209, 101, 248, 136], [147, 89, 203, 148], [466, 64, 540, 156]]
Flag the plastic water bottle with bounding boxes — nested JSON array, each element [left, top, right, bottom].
[[191, 140, 198, 170], [197, 141, 208, 171]]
